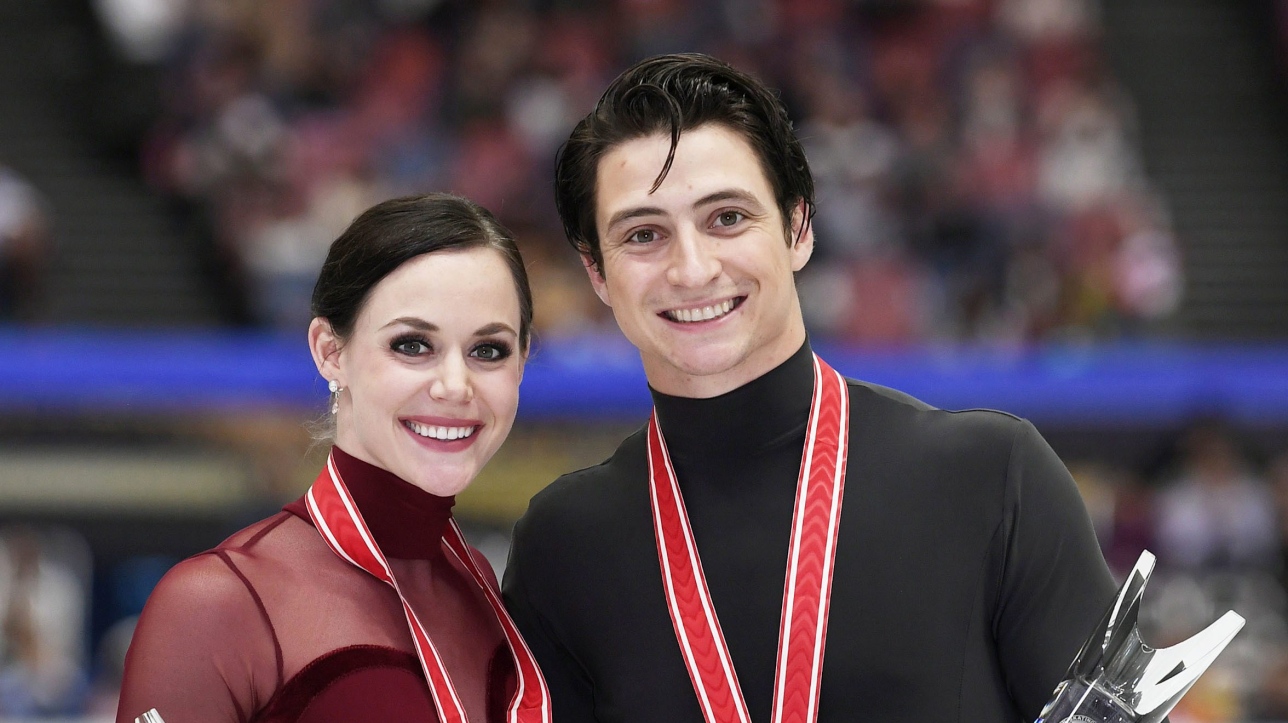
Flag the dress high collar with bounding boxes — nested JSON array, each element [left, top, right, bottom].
[[327, 446, 454, 561], [650, 341, 815, 464]]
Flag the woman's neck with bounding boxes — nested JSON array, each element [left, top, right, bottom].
[[330, 446, 455, 560]]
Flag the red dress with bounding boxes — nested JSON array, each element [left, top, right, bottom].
[[117, 447, 516, 723]]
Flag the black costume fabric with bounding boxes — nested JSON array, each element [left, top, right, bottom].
[[503, 341, 1117, 723], [118, 446, 515, 723]]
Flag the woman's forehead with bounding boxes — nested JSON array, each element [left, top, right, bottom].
[[355, 248, 521, 331]]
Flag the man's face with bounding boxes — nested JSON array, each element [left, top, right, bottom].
[[588, 123, 814, 398]]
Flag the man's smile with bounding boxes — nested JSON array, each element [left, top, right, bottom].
[[660, 296, 745, 324]]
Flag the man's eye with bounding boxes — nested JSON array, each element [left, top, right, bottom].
[[715, 211, 744, 227], [627, 229, 656, 244]]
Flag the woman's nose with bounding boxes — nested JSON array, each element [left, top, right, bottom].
[[430, 353, 474, 402]]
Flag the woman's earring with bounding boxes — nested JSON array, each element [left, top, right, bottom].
[[328, 379, 343, 414]]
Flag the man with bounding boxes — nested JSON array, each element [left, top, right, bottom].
[[503, 53, 1116, 722]]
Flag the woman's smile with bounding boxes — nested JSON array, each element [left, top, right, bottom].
[[402, 417, 483, 451]]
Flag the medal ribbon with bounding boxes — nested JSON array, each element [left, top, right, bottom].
[[306, 454, 551, 723], [649, 354, 849, 723]]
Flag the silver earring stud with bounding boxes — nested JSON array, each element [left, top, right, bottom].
[[328, 379, 339, 393]]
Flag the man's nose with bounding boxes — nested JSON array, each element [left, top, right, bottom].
[[665, 227, 722, 288]]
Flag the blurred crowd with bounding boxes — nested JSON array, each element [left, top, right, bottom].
[[98, 0, 1184, 343], [0, 527, 94, 716], [0, 165, 50, 322], [1073, 423, 1288, 723]]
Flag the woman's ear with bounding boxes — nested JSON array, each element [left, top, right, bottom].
[[308, 317, 344, 384]]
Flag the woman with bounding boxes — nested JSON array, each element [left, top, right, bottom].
[[117, 194, 549, 722]]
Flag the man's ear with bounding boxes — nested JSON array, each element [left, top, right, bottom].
[[788, 200, 815, 272], [582, 254, 612, 307], [308, 317, 344, 385]]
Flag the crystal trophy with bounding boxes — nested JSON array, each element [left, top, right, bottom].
[[1034, 550, 1244, 723]]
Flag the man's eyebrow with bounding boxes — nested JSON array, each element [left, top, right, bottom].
[[605, 206, 667, 234], [693, 189, 762, 209], [604, 189, 764, 235]]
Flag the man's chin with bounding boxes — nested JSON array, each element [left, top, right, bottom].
[[641, 344, 751, 390], [664, 338, 745, 370]]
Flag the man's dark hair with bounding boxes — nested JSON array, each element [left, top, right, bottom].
[[554, 53, 816, 274], [312, 192, 533, 352]]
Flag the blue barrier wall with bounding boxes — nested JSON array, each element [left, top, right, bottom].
[[3, 328, 1287, 425]]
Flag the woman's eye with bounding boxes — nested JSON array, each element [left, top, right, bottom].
[[393, 339, 431, 355], [471, 343, 511, 361], [715, 211, 744, 228], [627, 228, 656, 244]]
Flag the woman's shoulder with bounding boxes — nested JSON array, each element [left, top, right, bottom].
[[217, 508, 311, 554], [120, 516, 306, 719], [144, 551, 255, 625], [149, 515, 288, 613], [150, 511, 332, 616]]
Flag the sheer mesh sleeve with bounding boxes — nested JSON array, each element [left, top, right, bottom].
[[117, 510, 515, 723], [116, 551, 279, 723]]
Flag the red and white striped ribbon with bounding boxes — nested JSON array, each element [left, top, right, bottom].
[[306, 454, 551, 723], [648, 354, 849, 723]]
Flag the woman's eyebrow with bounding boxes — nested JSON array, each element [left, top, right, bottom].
[[474, 322, 518, 337], [381, 317, 438, 331]]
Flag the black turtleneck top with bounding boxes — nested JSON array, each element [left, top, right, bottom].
[[503, 341, 1117, 723], [118, 446, 515, 723]]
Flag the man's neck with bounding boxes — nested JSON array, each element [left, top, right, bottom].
[[649, 338, 815, 463]]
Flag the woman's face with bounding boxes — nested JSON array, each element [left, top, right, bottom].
[[311, 247, 525, 497]]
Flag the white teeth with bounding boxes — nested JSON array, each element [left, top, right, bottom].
[[666, 298, 736, 323], [406, 421, 477, 441]]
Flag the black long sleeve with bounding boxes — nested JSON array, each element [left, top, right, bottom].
[[504, 344, 1115, 722]]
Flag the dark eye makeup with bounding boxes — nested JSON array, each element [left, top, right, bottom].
[[390, 335, 432, 356], [389, 333, 513, 362], [471, 340, 513, 361]]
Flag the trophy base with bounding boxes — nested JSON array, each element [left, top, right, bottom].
[[1035, 679, 1134, 723]]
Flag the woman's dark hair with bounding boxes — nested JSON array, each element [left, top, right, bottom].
[[554, 53, 816, 274], [311, 193, 533, 352]]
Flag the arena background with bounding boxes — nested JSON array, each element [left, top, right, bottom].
[[1, 0, 1287, 719]]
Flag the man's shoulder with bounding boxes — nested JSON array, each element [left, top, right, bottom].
[[518, 424, 649, 529], [847, 377, 1031, 448]]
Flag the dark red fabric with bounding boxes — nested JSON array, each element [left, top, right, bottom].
[[281, 446, 453, 560], [257, 645, 425, 722], [117, 446, 517, 723]]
